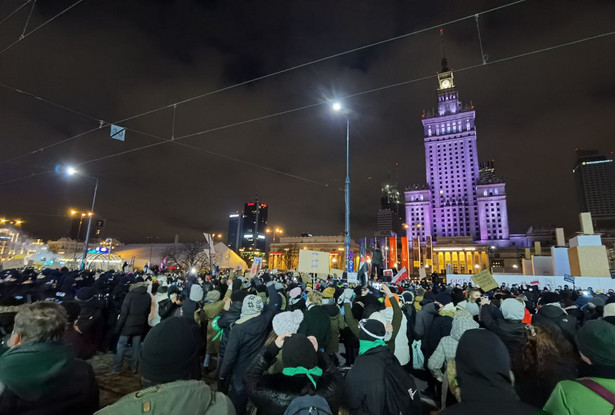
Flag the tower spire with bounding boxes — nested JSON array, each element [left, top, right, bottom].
[[440, 28, 449, 72]]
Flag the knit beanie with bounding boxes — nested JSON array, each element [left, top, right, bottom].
[[206, 290, 221, 303], [576, 319, 615, 365], [323, 287, 336, 299], [451, 288, 465, 306], [500, 298, 525, 320], [282, 334, 318, 369], [435, 292, 452, 306], [189, 284, 204, 302], [141, 317, 199, 383], [540, 292, 561, 305], [75, 287, 94, 301], [358, 318, 386, 341], [273, 310, 304, 335], [231, 289, 249, 304], [241, 294, 264, 318], [402, 292, 414, 304], [289, 287, 302, 299]]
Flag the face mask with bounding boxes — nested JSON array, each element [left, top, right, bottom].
[[384, 331, 392, 342]]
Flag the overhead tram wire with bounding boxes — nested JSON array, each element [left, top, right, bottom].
[[0, 0, 86, 57], [0, 29, 612, 188], [0, 0, 33, 27], [0, 0, 528, 167]]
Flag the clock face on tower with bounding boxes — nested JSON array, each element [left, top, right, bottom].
[[441, 79, 452, 89]]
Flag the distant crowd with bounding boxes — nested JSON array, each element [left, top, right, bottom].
[[1, 266, 614, 414]]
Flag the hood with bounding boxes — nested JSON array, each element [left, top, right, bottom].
[[450, 317, 479, 341], [0, 341, 73, 400], [439, 302, 456, 318], [538, 304, 566, 318], [423, 301, 440, 316], [322, 303, 340, 317], [129, 282, 149, 292], [456, 329, 519, 403]]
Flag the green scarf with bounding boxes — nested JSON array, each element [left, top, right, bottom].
[[359, 339, 386, 355], [282, 366, 323, 388]]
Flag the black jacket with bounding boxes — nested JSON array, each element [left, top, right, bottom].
[[344, 345, 420, 415], [116, 283, 151, 336], [297, 304, 331, 350], [479, 304, 527, 372], [63, 326, 96, 360], [217, 301, 242, 363], [219, 286, 281, 382], [244, 343, 344, 415], [532, 305, 577, 345], [424, 314, 452, 360]]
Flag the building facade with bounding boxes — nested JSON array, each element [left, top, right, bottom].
[[573, 149, 615, 228], [405, 57, 511, 249]]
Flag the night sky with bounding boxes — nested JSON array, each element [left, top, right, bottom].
[[0, 0, 614, 243]]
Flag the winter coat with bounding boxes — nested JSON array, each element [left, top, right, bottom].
[[543, 364, 615, 415], [533, 304, 577, 345], [75, 299, 104, 348], [218, 286, 281, 383], [344, 345, 420, 415], [322, 303, 344, 355], [116, 282, 152, 336], [243, 342, 344, 415], [217, 301, 242, 367], [95, 380, 234, 415], [479, 303, 527, 373], [148, 292, 168, 326], [381, 306, 410, 365], [428, 317, 479, 381], [423, 303, 455, 360], [413, 301, 439, 340], [197, 290, 232, 354], [0, 341, 99, 415], [63, 325, 96, 360], [297, 304, 331, 350]]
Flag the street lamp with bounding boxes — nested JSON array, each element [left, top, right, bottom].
[[64, 166, 99, 270], [331, 101, 351, 274]]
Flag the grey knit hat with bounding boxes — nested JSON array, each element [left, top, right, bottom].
[[189, 284, 204, 302], [273, 310, 304, 335], [241, 294, 264, 317]]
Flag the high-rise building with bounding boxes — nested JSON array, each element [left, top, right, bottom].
[[405, 54, 510, 245], [377, 183, 404, 236], [239, 200, 268, 252], [573, 149, 615, 228], [227, 212, 242, 252]]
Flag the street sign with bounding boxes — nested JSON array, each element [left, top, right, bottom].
[[110, 124, 125, 141]]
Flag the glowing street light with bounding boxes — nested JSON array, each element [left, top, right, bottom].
[[65, 166, 77, 176], [331, 101, 342, 112], [331, 100, 351, 273]]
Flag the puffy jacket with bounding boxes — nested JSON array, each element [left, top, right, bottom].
[[297, 304, 331, 350], [219, 286, 281, 383], [533, 304, 577, 345], [322, 303, 344, 355], [95, 380, 234, 415], [244, 342, 344, 415], [381, 306, 410, 365], [479, 304, 527, 373], [116, 282, 152, 336], [414, 301, 439, 340], [428, 317, 479, 381], [217, 301, 242, 367]]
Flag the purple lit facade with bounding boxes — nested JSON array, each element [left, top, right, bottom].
[[405, 62, 510, 246]]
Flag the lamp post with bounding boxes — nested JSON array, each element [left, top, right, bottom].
[[65, 167, 99, 271], [332, 102, 351, 273]]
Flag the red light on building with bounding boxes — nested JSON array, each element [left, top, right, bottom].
[[247, 203, 255, 206], [261, 203, 267, 207]]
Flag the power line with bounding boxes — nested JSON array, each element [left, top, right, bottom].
[[0, 0, 86, 56], [0, 0, 32, 27], [1, 29, 612, 187], [0, 0, 527, 167]]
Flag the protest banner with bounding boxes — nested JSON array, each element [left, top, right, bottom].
[[471, 270, 500, 292]]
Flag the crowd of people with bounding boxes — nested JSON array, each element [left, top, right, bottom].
[[0, 265, 614, 414]]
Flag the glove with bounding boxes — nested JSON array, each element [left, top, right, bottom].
[[341, 288, 354, 303]]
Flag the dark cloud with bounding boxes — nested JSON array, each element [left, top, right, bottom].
[[0, 0, 613, 243]]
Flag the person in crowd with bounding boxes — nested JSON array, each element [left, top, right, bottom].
[[265, 309, 306, 374], [148, 285, 168, 327], [423, 292, 457, 360], [479, 297, 527, 373], [219, 283, 281, 415], [75, 286, 104, 350], [113, 279, 153, 374], [455, 287, 481, 317], [62, 300, 96, 360], [344, 317, 421, 414], [199, 281, 233, 373], [0, 302, 99, 414], [441, 329, 537, 414], [157, 285, 182, 321], [603, 296, 615, 324], [288, 286, 306, 312], [379, 290, 409, 365], [297, 290, 331, 351], [428, 314, 479, 403], [515, 324, 578, 408], [244, 333, 344, 415], [217, 289, 249, 386], [321, 287, 344, 365], [533, 292, 577, 345], [543, 318, 615, 414], [95, 317, 233, 414]]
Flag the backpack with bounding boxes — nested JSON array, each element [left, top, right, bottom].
[[383, 353, 422, 415], [284, 394, 332, 415]]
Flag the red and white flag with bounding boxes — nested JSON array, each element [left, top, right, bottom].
[[392, 267, 408, 284]]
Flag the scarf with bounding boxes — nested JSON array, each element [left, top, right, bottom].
[[359, 339, 386, 355], [282, 366, 323, 388]]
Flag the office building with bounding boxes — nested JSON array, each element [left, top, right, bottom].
[[573, 149, 615, 228]]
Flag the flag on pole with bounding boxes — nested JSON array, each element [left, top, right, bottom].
[[392, 267, 408, 284], [203, 233, 214, 250], [159, 256, 168, 271]]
